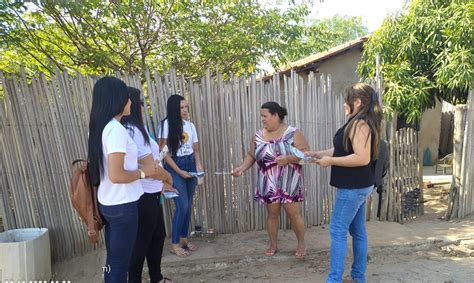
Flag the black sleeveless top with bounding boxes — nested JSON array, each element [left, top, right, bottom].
[[330, 117, 375, 189]]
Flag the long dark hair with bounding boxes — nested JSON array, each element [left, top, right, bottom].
[[160, 94, 184, 157], [87, 77, 130, 186], [121, 87, 150, 145], [343, 83, 383, 159], [261, 101, 288, 121]]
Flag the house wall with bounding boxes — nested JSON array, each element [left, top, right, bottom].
[[420, 99, 442, 164], [316, 48, 363, 95], [286, 48, 363, 95]]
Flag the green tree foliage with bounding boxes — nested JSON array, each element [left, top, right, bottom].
[[0, 0, 307, 77], [359, 0, 473, 123], [1, 1, 367, 79], [283, 15, 368, 62]]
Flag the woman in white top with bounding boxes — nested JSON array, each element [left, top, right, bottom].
[[87, 77, 156, 283], [158, 94, 203, 257], [123, 87, 175, 283]]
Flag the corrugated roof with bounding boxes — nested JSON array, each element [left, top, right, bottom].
[[261, 35, 368, 81]]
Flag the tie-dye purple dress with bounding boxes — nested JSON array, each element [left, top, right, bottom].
[[254, 126, 304, 204]]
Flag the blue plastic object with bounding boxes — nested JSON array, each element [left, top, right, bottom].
[[423, 148, 432, 166]]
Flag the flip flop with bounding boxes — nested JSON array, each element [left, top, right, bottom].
[[170, 247, 189, 257], [295, 248, 306, 259], [265, 247, 278, 256], [182, 241, 198, 251]]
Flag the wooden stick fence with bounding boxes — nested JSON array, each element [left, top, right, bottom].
[[0, 69, 424, 261]]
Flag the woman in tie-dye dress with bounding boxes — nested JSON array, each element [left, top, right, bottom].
[[232, 101, 310, 259]]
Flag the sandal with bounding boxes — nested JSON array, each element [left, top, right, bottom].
[[265, 247, 278, 256], [295, 248, 306, 259], [170, 246, 189, 257], [182, 241, 198, 251], [162, 277, 173, 283]]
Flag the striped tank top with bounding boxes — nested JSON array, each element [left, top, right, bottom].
[[254, 126, 304, 204]]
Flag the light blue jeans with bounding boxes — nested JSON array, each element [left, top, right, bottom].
[[164, 154, 197, 244], [327, 186, 374, 283]]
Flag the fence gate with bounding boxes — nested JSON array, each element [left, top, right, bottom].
[[368, 117, 423, 223]]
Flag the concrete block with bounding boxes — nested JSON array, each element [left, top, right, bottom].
[[0, 228, 51, 281]]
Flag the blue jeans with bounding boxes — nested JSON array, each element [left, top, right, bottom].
[[327, 186, 373, 283], [164, 154, 197, 244], [99, 201, 138, 283]]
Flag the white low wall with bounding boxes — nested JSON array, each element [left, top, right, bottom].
[[0, 228, 51, 281]]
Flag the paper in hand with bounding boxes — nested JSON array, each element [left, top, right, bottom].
[[163, 191, 179, 199], [157, 145, 169, 162], [290, 146, 315, 161], [188, 171, 205, 177]]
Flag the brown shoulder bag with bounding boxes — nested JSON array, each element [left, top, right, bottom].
[[70, 159, 104, 244]]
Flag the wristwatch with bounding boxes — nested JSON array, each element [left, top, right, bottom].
[[138, 169, 146, 179]]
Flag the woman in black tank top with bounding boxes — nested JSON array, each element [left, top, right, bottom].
[[306, 83, 383, 283]]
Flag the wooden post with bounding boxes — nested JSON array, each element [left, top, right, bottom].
[[0, 191, 7, 231], [464, 89, 474, 216], [387, 113, 397, 221], [445, 105, 467, 219]]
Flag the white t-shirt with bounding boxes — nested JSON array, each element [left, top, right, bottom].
[[126, 125, 164, 194], [158, 119, 198, 156], [98, 119, 144, 205]]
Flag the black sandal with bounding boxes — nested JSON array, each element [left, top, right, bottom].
[[163, 277, 173, 283]]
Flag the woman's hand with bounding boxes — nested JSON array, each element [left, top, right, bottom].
[[232, 166, 244, 177], [163, 183, 177, 193], [316, 156, 333, 167], [196, 163, 204, 173], [275, 155, 289, 166], [304, 151, 321, 159], [178, 169, 192, 179]]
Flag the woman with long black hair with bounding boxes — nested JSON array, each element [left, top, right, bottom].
[[158, 94, 203, 257], [87, 77, 156, 283], [306, 83, 383, 283], [122, 87, 175, 283]]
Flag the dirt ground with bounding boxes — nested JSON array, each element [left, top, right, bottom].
[[422, 183, 450, 220], [169, 239, 474, 283], [53, 182, 474, 283]]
